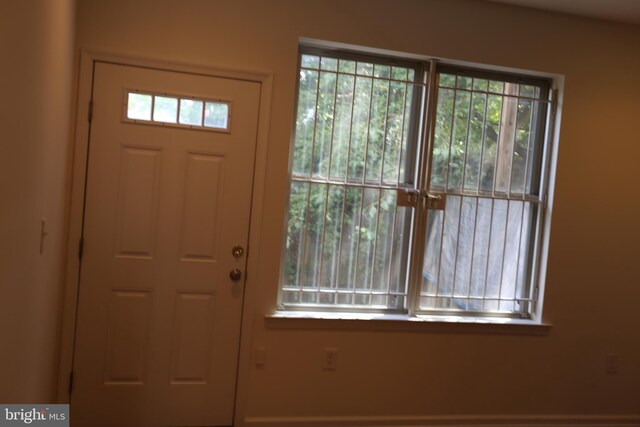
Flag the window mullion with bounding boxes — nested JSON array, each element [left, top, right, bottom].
[[406, 60, 438, 316]]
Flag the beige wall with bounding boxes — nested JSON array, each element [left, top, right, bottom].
[[0, 0, 76, 402], [72, 0, 640, 420]]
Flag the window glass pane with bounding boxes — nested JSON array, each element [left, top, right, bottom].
[[300, 183, 328, 301], [399, 80, 416, 183], [153, 96, 178, 123], [519, 84, 536, 98], [510, 97, 533, 194], [391, 66, 407, 81], [335, 186, 362, 297], [301, 54, 320, 69], [338, 59, 356, 74], [317, 185, 345, 301], [373, 64, 390, 79], [328, 73, 355, 180], [320, 57, 337, 71], [472, 78, 488, 92], [421, 196, 532, 313], [179, 99, 203, 126], [489, 80, 504, 94], [127, 93, 152, 121], [365, 77, 389, 183], [456, 76, 472, 90], [348, 76, 372, 181], [356, 62, 374, 76], [439, 74, 456, 88], [293, 69, 318, 175], [446, 90, 472, 190], [204, 102, 229, 129], [283, 52, 419, 310], [479, 94, 502, 192], [462, 92, 487, 191], [383, 81, 410, 184], [312, 71, 337, 178], [282, 181, 309, 291], [430, 87, 454, 189], [421, 71, 548, 316]]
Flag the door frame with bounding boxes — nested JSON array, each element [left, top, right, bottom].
[[57, 50, 272, 425]]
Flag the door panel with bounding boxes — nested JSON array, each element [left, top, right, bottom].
[[104, 289, 152, 384], [114, 146, 162, 259], [179, 153, 224, 261], [72, 62, 260, 426], [169, 292, 216, 384]]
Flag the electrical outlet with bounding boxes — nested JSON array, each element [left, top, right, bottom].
[[606, 353, 619, 374], [323, 348, 338, 370]]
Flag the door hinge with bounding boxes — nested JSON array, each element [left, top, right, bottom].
[[88, 100, 93, 122], [68, 371, 74, 395], [245, 245, 250, 281], [78, 237, 84, 260]]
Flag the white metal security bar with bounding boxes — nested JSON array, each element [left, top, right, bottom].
[[280, 47, 554, 319]]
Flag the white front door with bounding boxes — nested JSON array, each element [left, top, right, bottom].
[[71, 62, 260, 426]]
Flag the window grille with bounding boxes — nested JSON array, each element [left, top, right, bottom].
[[419, 69, 550, 317], [280, 47, 554, 319]]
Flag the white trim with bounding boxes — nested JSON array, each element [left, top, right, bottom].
[[265, 312, 551, 335], [243, 414, 640, 427], [233, 61, 273, 427], [56, 50, 93, 402], [55, 51, 273, 427], [299, 37, 562, 81], [277, 45, 563, 321]]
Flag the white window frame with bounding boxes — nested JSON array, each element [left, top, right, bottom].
[[277, 44, 558, 324]]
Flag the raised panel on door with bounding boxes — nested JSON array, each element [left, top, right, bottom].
[[114, 146, 162, 259], [179, 152, 225, 262], [104, 289, 153, 385], [169, 292, 216, 384]]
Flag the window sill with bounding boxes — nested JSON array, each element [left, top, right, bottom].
[[265, 311, 552, 335]]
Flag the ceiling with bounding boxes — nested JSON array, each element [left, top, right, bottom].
[[484, 0, 640, 26]]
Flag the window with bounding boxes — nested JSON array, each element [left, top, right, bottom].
[[124, 90, 230, 131], [280, 46, 555, 320]]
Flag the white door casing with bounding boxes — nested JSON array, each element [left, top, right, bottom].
[[71, 61, 260, 426]]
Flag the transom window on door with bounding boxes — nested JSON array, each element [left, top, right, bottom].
[[124, 90, 230, 131], [280, 46, 556, 320]]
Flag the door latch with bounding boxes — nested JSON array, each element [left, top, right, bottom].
[[396, 189, 446, 210], [425, 192, 446, 210]]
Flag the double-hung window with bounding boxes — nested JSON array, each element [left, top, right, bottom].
[[280, 45, 555, 320]]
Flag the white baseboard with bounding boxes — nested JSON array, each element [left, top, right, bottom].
[[243, 414, 640, 427]]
